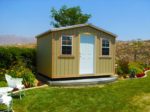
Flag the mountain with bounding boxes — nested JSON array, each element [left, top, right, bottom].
[[0, 35, 36, 45]]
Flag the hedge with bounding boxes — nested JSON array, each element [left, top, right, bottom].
[[0, 46, 36, 71], [0, 46, 36, 87]]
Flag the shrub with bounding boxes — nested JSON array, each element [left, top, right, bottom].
[[147, 65, 150, 69], [0, 47, 36, 84], [143, 64, 150, 71], [0, 68, 7, 81], [6, 61, 26, 78], [117, 66, 123, 75], [128, 62, 144, 75], [116, 59, 129, 76], [0, 47, 13, 68], [0, 68, 8, 87], [0, 81, 7, 87], [144, 68, 150, 71], [0, 47, 36, 71], [20, 48, 36, 73], [22, 69, 35, 87], [6, 63, 36, 87]]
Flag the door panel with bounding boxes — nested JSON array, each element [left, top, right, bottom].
[[80, 34, 95, 74]]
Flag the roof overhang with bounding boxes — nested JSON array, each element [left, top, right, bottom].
[[36, 23, 117, 38]]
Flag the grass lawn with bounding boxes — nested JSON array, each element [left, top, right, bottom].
[[11, 71, 150, 112]]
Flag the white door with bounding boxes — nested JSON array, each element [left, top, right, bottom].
[[80, 34, 95, 74]]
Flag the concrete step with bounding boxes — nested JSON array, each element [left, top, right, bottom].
[[48, 76, 118, 86], [36, 74, 118, 86]]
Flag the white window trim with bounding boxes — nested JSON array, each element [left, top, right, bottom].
[[61, 35, 73, 55], [101, 38, 110, 56]]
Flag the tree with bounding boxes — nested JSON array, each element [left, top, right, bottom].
[[50, 5, 91, 27]]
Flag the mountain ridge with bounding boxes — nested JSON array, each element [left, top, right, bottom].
[[0, 35, 36, 45]]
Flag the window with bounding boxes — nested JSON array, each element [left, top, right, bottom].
[[61, 35, 72, 55], [102, 38, 110, 55]]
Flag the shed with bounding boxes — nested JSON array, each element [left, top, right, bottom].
[[36, 23, 117, 80]]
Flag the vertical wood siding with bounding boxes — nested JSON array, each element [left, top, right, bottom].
[[96, 31, 116, 75], [37, 33, 52, 77], [51, 26, 116, 78], [52, 29, 79, 78]]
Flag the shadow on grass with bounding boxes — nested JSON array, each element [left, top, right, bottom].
[[11, 93, 25, 99]]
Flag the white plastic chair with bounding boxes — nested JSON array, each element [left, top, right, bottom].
[[5, 74, 16, 88], [5, 74, 25, 99], [0, 93, 12, 112], [12, 78, 25, 99]]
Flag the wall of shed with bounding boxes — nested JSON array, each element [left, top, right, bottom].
[[51, 30, 79, 78], [96, 32, 116, 75], [52, 26, 116, 78], [37, 33, 52, 77]]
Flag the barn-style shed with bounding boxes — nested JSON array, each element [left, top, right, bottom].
[[36, 23, 117, 80]]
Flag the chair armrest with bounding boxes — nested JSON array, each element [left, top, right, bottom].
[[16, 84, 24, 90]]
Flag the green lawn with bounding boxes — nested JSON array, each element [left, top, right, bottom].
[[11, 71, 150, 112]]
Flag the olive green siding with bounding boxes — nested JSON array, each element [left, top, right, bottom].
[[37, 33, 52, 77], [37, 25, 116, 79]]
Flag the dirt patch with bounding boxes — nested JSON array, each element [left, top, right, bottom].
[[132, 93, 150, 112]]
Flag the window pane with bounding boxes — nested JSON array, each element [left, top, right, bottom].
[[102, 43, 105, 47], [62, 36, 67, 41], [62, 40, 72, 45], [67, 37, 72, 41], [102, 38, 109, 55], [102, 48, 109, 55], [62, 35, 72, 55], [102, 39, 109, 47], [62, 36, 72, 45], [62, 41, 67, 45], [106, 43, 109, 47], [62, 46, 72, 54], [61, 41, 67, 45], [62, 36, 72, 41]]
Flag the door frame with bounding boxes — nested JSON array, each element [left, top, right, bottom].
[[79, 33, 96, 75]]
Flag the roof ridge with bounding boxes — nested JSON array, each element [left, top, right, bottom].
[[36, 23, 117, 38], [50, 23, 89, 31]]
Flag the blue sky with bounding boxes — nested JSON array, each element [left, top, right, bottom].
[[0, 0, 150, 40]]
